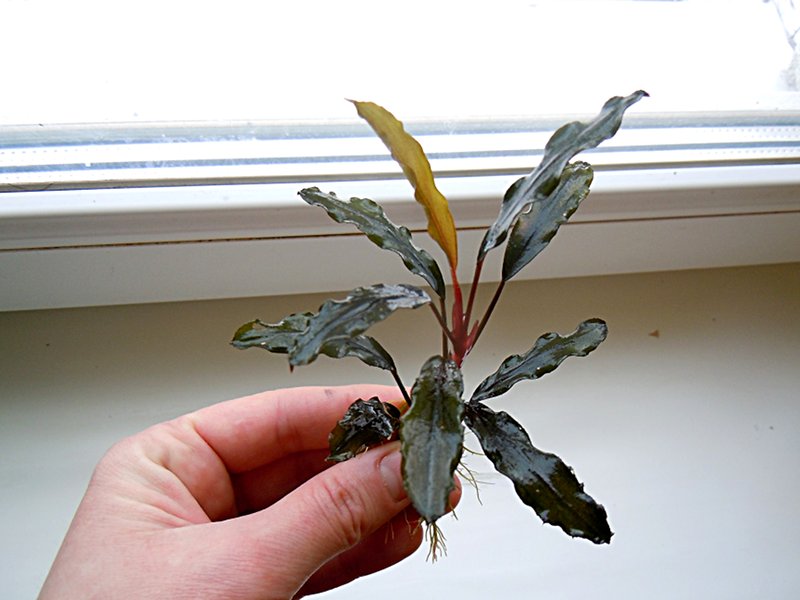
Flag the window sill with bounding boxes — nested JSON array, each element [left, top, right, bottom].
[[1, 159, 799, 312]]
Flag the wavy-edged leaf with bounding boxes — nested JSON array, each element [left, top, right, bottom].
[[465, 402, 612, 544], [472, 319, 608, 402], [401, 356, 464, 523], [479, 90, 647, 260], [327, 397, 401, 462], [351, 100, 458, 269], [231, 313, 311, 353], [290, 283, 431, 366], [232, 314, 395, 371], [502, 162, 593, 281], [320, 335, 396, 371], [299, 187, 446, 298]]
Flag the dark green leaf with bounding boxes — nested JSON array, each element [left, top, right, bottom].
[[300, 187, 446, 298], [472, 319, 608, 402], [502, 162, 593, 281], [232, 313, 398, 372], [231, 313, 311, 352], [233, 312, 397, 370], [327, 397, 401, 462], [320, 335, 396, 371], [401, 356, 464, 523], [465, 402, 612, 544], [290, 284, 431, 366], [479, 91, 647, 259]]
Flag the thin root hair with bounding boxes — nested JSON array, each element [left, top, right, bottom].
[[425, 521, 448, 562]]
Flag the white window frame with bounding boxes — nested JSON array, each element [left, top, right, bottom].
[[1, 113, 799, 311], [3, 0, 800, 311]]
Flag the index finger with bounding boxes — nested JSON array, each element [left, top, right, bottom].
[[187, 384, 403, 473]]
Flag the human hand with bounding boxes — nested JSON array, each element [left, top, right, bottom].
[[39, 385, 460, 599]]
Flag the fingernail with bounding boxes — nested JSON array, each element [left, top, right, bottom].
[[379, 447, 406, 502]]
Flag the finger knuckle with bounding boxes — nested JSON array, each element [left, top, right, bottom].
[[312, 473, 369, 549]]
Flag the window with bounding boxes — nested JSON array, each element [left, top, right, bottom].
[[1, 0, 798, 310], [3, 0, 798, 125]]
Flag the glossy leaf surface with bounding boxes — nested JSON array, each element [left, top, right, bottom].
[[502, 162, 593, 281], [479, 90, 647, 259], [231, 313, 311, 353], [319, 335, 396, 371], [351, 100, 459, 269], [472, 319, 608, 402], [290, 284, 431, 366], [299, 187, 446, 297], [327, 397, 401, 462], [232, 315, 396, 372], [465, 402, 612, 544], [401, 356, 464, 523]]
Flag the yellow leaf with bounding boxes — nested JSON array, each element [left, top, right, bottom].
[[351, 100, 458, 269]]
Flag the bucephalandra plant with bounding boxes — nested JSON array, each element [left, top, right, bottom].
[[233, 90, 648, 558]]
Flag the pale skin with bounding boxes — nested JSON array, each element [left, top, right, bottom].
[[40, 384, 460, 599]]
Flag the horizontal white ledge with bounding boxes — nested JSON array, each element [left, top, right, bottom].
[[2, 155, 799, 311], [1, 162, 799, 251], [1, 211, 799, 312]]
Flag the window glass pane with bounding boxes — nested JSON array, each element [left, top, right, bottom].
[[2, 0, 797, 126], [1, 0, 798, 192]]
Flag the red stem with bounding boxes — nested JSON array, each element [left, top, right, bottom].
[[450, 266, 467, 365], [464, 258, 484, 329], [470, 280, 506, 348], [439, 297, 449, 358], [429, 303, 456, 346]]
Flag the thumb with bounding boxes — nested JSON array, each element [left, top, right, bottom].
[[225, 441, 411, 592]]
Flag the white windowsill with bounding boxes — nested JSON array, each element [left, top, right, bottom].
[[1, 156, 799, 312], [2, 114, 799, 312]]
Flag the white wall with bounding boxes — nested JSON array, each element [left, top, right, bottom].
[[1, 264, 798, 599]]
